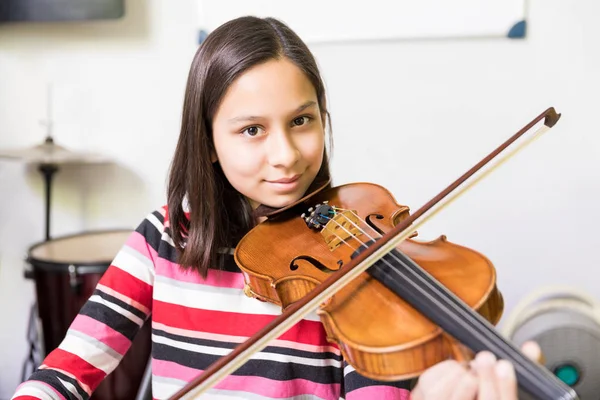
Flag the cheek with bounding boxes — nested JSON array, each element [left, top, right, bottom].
[[219, 147, 263, 179], [301, 134, 325, 167]]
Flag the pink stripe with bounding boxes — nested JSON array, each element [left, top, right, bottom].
[[70, 314, 131, 356], [152, 321, 340, 355], [153, 360, 340, 399], [155, 258, 245, 289], [346, 385, 411, 399], [14, 380, 67, 400], [39, 365, 92, 395], [97, 283, 150, 315], [126, 231, 160, 263], [37, 381, 67, 400], [129, 211, 243, 289]]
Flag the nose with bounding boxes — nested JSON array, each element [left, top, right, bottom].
[[266, 129, 300, 168]]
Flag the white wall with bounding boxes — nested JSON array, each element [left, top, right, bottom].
[[1, 0, 599, 397]]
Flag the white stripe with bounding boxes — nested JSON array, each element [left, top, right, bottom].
[[89, 294, 145, 326], [152, 378, 185, 400], [112, 248, 154, 285], [153, 377, 330, 400], [153, 278, 321, 322], [162, 230, 175, 247], [11, 385, 56, 400], [57, 377, 83, 400], [152, 321, 340, 355], [152, 334, 339, 368], [146, 211, 175, 247], [205, 388, 327, 400], [68, 329, 123, 361], [58, 334, 120, 374], [147, 212, 165, 234], [343, 364, 355, 376]]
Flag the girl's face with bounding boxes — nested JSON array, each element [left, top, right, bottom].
[[212, 58, 325, 209]]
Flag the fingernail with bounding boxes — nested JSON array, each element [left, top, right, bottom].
[[495, 360, 516, 379], [475, 351, 496, 367]]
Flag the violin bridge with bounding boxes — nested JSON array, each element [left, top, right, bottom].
[[321, 210, 363, 251], [301, 202, 363, 251]]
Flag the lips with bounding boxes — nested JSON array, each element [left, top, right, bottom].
[[267, 174, 301, 184]]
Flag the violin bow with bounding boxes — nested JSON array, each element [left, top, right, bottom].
[[169, 107, 561, 399]]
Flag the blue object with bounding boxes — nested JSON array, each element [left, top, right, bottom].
[[507, 20, 527, 39], [554, 364, 580, 386], [198, 29, 209, 45]]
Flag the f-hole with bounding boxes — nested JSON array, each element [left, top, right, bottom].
[[290, 256, 342, 273], [366, 214, 385, 235]]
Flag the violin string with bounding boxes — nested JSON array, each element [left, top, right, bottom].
[[318, 210, 557, 390], [335, 210, 554, 386], [315, 213, 405, 319]]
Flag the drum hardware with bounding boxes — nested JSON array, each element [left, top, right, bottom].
[[1, 85, 110, 240], [2, 88, 149, 399], [0, 135, 110, 241], [1, 132, 112, 382], [67, 264, 80, 293], [25, 229, 152, 400]]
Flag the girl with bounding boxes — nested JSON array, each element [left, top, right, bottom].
[[12, 16, 532, 400]]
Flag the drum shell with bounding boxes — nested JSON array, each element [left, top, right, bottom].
[[27, 230, 151, 400]]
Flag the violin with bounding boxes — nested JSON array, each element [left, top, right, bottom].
[[170, 107, 578, 400]]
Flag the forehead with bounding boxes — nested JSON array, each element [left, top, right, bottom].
[[214, 58, 318, 120]]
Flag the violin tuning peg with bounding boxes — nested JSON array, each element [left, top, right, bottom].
[[323, 200, 329, 204], [308, 207, 314, 212], [301, 213, 306, 218]]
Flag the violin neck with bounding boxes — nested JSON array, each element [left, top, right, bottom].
[[366, 249, 578, 400]]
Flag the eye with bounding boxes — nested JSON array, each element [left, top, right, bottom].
[[241, 126, 264, 137], [292, 116, 312, 127]]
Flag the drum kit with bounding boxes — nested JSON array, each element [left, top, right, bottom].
[[1, 132, 152, 400]]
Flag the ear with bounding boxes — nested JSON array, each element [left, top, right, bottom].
[[210, 149, 218, 163]]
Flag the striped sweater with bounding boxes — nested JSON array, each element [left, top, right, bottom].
[[12, 206, 412, 400]]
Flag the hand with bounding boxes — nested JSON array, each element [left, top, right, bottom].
[[410, 341, 542, 400]]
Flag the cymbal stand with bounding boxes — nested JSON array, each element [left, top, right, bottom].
[[21, 92, 57, 380], [38, 138, 59, 242]]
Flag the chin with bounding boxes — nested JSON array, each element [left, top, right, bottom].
[[261, 192, 304, 209]]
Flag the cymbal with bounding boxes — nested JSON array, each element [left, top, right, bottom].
[[0, 138, 111, 165]]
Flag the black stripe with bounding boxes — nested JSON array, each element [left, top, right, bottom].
[[153, 342, 343, 385], [219, 253, 241, 273], [151, 209, 165, 223], [94, 289, 147, 320], [160, 227, 240, 273], [27, 369, 89, 400], [79, 300, 141, 341], [157, 229, 180, 263], [135, 216, 163, 255], [152, 328, 342, 361], [343, 362, 413, 393]]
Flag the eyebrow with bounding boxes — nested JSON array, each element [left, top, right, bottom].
[[227, 101, 317, 124]]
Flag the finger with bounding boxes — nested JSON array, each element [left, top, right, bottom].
[[521, 341, 544, 364], [495, 359, 518, 400], [410, 383, 425, 400], [471, 351, 499, 400], [449, 371, 478, 400], [412, 361, 468, 400], [417, 360, 466, 387]]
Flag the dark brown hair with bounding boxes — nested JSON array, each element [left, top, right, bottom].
[[167, 16, 332, 278]]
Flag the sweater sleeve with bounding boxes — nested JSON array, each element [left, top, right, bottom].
[[343, 361, 413, 399], [11, 210, 164, 400]]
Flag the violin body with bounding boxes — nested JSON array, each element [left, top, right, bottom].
[[235, 182, 504, 381], [169, 108, 576, 400]]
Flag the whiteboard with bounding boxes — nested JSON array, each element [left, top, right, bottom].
[[197, 0, 527, 44]]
